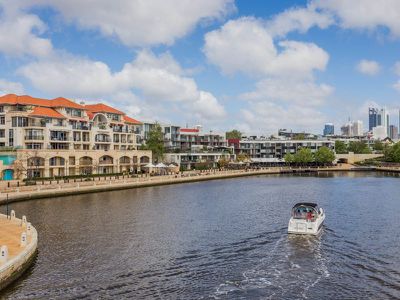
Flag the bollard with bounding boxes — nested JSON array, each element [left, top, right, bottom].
[[27, 222, 32, 235], [10, 210, 16, 219], [0, 246, 8, 264], [20, 232, 27, 247], [21, 215, 27, 227]]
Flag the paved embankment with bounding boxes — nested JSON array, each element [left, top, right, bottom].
[[0, 212, 38, 291], [0, 165, 357, 204]]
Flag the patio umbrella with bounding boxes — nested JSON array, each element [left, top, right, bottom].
[[144, 163, 156, 168], [155, 162, 167, 168]]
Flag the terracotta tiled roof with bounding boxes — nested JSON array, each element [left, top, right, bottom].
[[180, 128, 199, 133], [51, 97, 85, 109], [29, 107, 66, 119], [0, 94, 85, 109], [84, 103, 124, 115], [86, 111, 95, 120], [123, 115, 142, 125]]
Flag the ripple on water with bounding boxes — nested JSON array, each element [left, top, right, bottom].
[[2, 172, 400, 299]]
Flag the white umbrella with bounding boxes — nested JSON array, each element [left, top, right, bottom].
[[144, 163, 156, 168], [155, 162, 167, 168], [168, 164, 176, 168]]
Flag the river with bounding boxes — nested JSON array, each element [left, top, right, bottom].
[[1, 172, 400, 299]]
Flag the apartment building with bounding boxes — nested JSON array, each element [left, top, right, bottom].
[[239, 138, 335, 160], [140, 122, 228, 151], [164, 151, 235, 170], [0, 94, 152, 179]]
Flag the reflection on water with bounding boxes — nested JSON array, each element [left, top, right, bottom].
[[1, 172, 400, 299]]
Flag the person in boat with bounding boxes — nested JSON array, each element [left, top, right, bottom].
[[306, 210, 313, 221]]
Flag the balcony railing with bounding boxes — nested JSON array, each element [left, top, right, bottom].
[[72, 125, 90, 130], [25, 135, 44, 140], [50, 137, 69, 141], [95, 138, 111, 143]]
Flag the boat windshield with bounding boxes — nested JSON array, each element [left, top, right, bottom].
[[291, 204, 318, 220]]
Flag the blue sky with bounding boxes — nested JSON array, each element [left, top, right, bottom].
[[1, 0, 400, 134]]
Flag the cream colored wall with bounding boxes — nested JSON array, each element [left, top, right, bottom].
[[0, 149, 152, 179]]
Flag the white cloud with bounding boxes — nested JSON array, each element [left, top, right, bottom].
[[0, 3, 53, 57], [241, 77, 333, 106], [204, 17, 332, 133], [240, 102, 327, 135], [356, 59, 381, 76], [204, 18, 329, 78], [313, 0, 400, 37], [0, 79, 25, 95], [266, 4, 334, 37], [18, 50, 225, 121], [393, 80, 400, 92], [16, 0, 234, 47]]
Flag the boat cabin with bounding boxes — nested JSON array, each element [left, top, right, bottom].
[[291, 202, 320, 221]]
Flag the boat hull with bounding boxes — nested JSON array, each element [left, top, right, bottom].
[[288, 214, 325, 235]]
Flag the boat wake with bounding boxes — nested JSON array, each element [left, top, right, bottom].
[[212, 230, 330, 299]]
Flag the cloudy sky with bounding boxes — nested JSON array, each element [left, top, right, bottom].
[[1, 0, 400, 134]]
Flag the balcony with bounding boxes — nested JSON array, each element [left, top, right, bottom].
[[25, 135, 44, 141], [50, 137, 69, 142], [72, 124, 90, 130], [28, 121, 46, 128], [95, 138, 111, 143]]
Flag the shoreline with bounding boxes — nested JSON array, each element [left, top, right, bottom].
[[0, 213, 38, 292], [0, 165, 387, 204]]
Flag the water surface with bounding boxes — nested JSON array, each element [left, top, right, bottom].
[[2, 172, 400, 299]]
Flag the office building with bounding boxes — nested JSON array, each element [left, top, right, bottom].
[[323, 123, 334, 136]]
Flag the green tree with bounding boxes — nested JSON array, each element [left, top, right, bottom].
[[314, 146, 335, 164], [142, 123, 165, 162], [217, 158, 229, 168], [284, 153, 295, 163], [226, 129, 242, 139], [348, 141, 371, 154], [335, 140, 348, 154], [294, 148, 314, 164], [236, 153, 249, 162], [293, 133, 306, 140], [384, 142, 400, 162], [373, 140, 384, 152]]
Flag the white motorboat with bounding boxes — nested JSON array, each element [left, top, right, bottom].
[[288, 202, 325, 235]]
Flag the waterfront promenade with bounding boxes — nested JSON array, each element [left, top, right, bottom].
[[0, 213, 38, 290], [0, 165, 356, 204]]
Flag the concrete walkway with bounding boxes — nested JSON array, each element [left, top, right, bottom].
[[0, 213, 38, 291]]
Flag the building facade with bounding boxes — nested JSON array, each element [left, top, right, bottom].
[[239, 138, 335, 159], [0, 94, 151, 179], [389, 125, 398, 140], [140, 122, 228, 151], [341, 120, 363, 137], [323, 123, 334, 136], [164, 151, 235, 170]]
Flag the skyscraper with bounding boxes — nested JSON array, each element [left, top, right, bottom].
[[341, 120, 363, 137], [389, 125, 398, 140], [323, 123, 334, 136], [368, 107, 378, 131], [379, 107, 390, 136]]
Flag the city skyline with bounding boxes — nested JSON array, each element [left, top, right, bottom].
[[1, 1, 400, 134]]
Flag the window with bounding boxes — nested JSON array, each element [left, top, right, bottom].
[[26, 143, 42, 149], [0, 116, 4, 125], [0, 106, 3, 112], [11, 117, 28, 127], [0, 129, 4, 138], [8, 129, 13, 146]]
